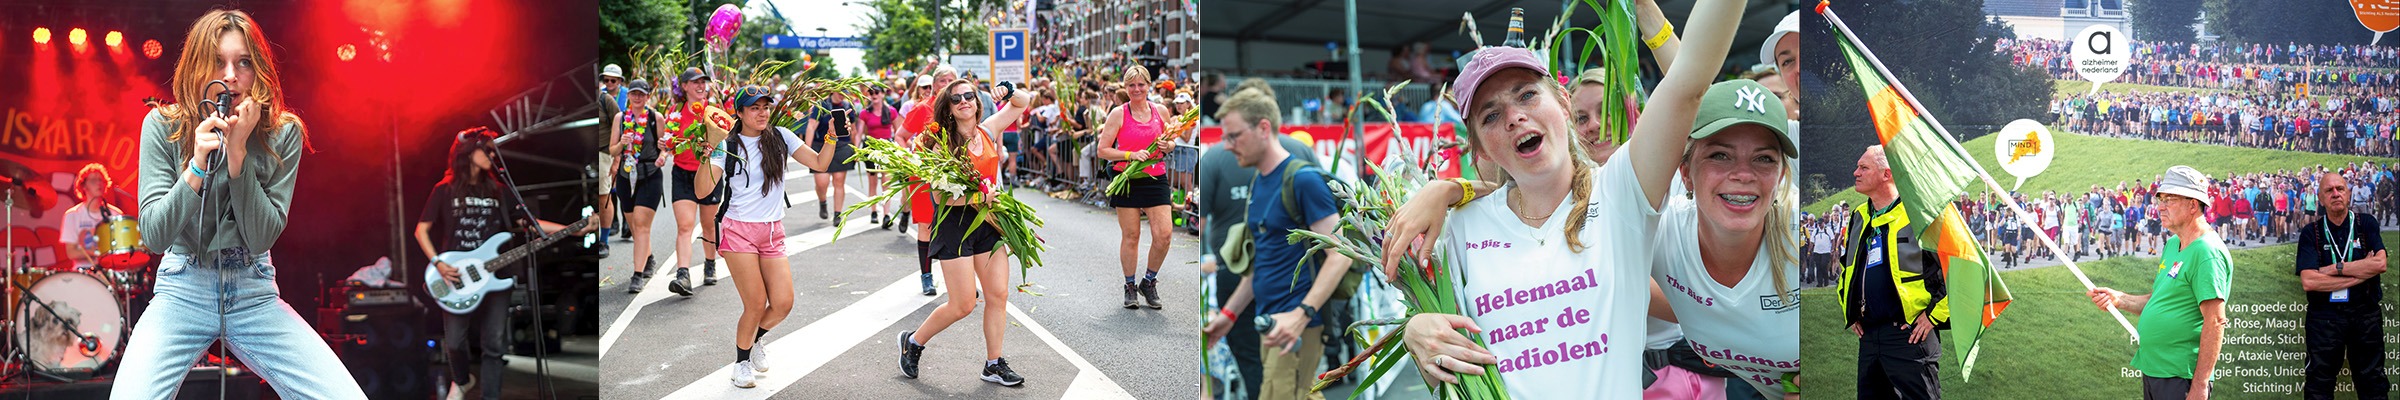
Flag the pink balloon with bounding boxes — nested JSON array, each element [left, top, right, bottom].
[[708, 4, 743, 49]]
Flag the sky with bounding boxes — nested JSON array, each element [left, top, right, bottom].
[[756, 0, 870, 77]]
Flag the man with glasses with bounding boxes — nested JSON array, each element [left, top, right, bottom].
[[2294, 170, 2388, 400], [2088, 166, 2233, 400], [1196, 87, 1316, 398]]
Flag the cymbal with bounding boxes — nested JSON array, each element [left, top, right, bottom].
[[0, 158, 54, 216]]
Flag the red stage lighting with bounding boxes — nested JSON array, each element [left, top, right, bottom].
[[32, 27, 49, 45], [337, 44, 356, 61], [143, 40, 162, 59], [67, 28, 86, 46], [105, 31, 122, 48]]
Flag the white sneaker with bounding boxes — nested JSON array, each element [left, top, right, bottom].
[[752, 345, 772, 372], [731, 360, 758, 388]]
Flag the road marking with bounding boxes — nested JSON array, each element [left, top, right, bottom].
[[599, 181, 871, 358], [1010, 302, 1136, 399], [647, 273, 1134, 400], [657, 270, 943, 399]]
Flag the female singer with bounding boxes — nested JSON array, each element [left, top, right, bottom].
[[116, 9, 367, 399]]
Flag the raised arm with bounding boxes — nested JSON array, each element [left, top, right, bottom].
[[1634, 0, 1681, 71], [1630, 0, 1746, 208], [980, 89, 1032, 137]]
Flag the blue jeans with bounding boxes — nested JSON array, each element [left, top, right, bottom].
[[110, 249, 365, 400]]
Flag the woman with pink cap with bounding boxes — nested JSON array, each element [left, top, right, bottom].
[[1365, 0, 1753, 397]]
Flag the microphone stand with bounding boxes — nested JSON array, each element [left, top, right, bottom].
[[195, 79, 236, 400], [487, 144, 558, 399]]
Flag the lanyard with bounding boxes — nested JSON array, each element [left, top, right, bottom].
[[2327, 212, 2357, 263]]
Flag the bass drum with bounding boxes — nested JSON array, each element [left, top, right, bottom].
[[14, 271, 124, 378]]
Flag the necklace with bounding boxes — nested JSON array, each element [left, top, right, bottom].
[[1506, 185, 1558, 224]]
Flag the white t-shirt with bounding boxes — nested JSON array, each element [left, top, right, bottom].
[[60, 203, 109, 269], [1651, 198, 1802, 395], [1810, 225, 1836, 254], [1644, 317, 1683, 351], [712, 127, 806, 223], [1442, 147, 1655, 399]]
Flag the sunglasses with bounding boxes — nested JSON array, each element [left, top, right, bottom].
[[950, 92, 978, 103]]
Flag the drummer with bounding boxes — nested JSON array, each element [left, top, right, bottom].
[[61, 163, 124, 270]]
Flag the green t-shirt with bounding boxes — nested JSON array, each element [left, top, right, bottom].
[[2132, 231, 2233, 380]]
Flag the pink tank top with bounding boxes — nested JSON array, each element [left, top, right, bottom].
[[1112, 104, 1167, 176]]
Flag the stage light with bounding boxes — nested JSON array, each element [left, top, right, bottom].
[[337, 44, 355, 61], [32, 27, 49, 45], [143, 40, 162, 59], [105, 31, 122, 48], [68, 28, 85, 46]]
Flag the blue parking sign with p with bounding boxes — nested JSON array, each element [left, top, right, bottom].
[[994, 31, 1025, 62]]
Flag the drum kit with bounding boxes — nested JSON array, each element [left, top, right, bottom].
[[0, 162, 155, 383]]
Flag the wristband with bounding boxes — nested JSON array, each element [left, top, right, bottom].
[[190, 165, 210, 181], [1645, 22, 1675, 50], [1219, 308, 1237, 322], [1449, 178, 1478, 209]]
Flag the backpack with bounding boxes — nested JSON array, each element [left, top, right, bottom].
[[716, 129, 796, 218], [1220, 158, 1367, 300]]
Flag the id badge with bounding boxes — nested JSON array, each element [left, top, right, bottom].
[[1865, 239, 1885, 268], [2332, 288, 2351, 303]]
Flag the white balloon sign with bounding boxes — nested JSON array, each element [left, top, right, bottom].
[[2070, 24, 2131, 95], [1992, 119, 2055, 192]]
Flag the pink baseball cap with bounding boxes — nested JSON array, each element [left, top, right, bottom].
[[1446, 47, 1550, 118]]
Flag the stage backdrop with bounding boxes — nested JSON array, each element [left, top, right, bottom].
[[0, 0, 598, 329]]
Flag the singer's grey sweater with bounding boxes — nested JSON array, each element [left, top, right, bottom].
[[137, 109, 303, 257]]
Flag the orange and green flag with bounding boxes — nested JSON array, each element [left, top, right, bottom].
[[1823, 2, 2016, 381]]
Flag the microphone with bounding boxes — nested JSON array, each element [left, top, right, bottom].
[[203, 80, 235, 172]]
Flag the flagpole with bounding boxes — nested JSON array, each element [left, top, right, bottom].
[[1820, 2, 2140, 343]]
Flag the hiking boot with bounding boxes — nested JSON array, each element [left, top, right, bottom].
[[669, 267, 695, 296], [921, 273, 937, 296], [1122, 282, 1140, 309], [1138, 278, 1163, 309], [704, 259, 720, 286]]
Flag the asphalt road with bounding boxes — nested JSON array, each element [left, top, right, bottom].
[[595, 168, 1201, 399]]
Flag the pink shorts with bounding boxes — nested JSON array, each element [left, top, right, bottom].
[[717, 219, 787, 258]]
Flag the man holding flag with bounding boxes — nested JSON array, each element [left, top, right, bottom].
[[1838, 146, 1946, 400], [2088, 166, 2231, 400], [1823, 2, 2028, 396]]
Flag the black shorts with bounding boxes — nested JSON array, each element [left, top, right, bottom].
[[811, 137, 858, 173], [929, 204, 1000, 260], [615, 166, 663, 210], [1110, 174, 1171, 208], [672, 167, 723, 206]]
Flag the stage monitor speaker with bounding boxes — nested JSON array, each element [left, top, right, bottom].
[[336, 304, 432, 400]]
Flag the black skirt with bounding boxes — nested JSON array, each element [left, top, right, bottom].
[[1110, 174, 1171, 208], [930, 204, 1000, 260]]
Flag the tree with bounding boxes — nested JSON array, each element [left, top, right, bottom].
[[860, 0, 990, 72], [2128, 0, 2201, 43], [1798, 0, 2054, 205], [601, 0, 689, 79], [2204, 0, 2363, 45]]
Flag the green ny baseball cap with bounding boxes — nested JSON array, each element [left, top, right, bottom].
[[1690, 79, 1796, 157]]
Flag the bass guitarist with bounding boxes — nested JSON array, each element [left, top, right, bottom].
[[414, 127, 588, 399]]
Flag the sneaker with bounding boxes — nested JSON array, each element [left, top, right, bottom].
[[752, 345, 772, 372], [980, 358, 1025, 386], [704, 260, 720, 286], [445, 382, 466, 400], [1138, 278, 1163, 309], [880, 212, 893, 230], [820, 203, 830, 220], [897, 331, 924, 379], [730, 360, 758, 388], [1122, 282, 1139, 309], [669, 267, 695, 296], [921, 273, 937, 296]]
